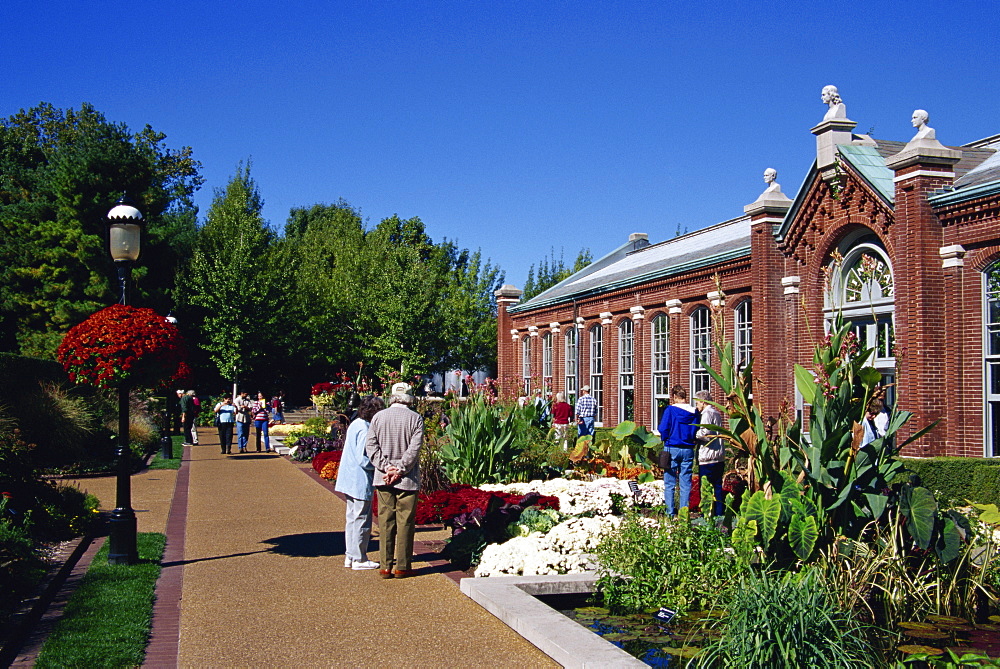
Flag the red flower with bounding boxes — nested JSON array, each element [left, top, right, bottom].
[[56, 305, 188, 390]]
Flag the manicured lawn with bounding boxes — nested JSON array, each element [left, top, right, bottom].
[[147, 436, 184, 470], [34, 532, 165, 668]]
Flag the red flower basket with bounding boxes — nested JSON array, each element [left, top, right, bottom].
[[56, 304, 187, 389]]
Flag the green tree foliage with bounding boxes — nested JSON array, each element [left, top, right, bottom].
[[282, 203, 504, 380], [521, 247, 592, 301], [180, 163, 283, 388], [0, 102, 202, 357]]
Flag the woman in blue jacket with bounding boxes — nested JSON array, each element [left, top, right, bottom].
[[657, 385, 700, 517], [334, 395, 384, 570]]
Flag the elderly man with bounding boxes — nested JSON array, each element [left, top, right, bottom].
[[575, 385, 597, 437], [365, 382, 424, 578]]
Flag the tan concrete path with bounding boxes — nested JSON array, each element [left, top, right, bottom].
[[175, 428, 556, 668], [65, 466, 177, 535]]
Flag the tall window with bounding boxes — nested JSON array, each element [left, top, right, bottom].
[[521, 336, 532, 395], [826, 238, 896, 409], [542, 332, 553, 391], [589, 325, 604, 423], [619, 319, 635, 421], [565, 327, 578, 405], [651, 314, 670, 428], [735, 300, 752, 370], [986, 264, 1000, 456], [690, 307, 712, 395]]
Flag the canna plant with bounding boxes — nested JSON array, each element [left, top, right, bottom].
[[439, 395, 522, 485], [709, 313, 946, 564]]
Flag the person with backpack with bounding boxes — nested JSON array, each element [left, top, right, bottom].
[[182, 390, 200, 445], [271, 392, 285, 424]]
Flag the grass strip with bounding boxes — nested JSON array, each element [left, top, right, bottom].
[[148, 436, 184, 470], [34, 532, 166, 668]]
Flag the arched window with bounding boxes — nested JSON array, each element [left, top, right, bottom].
[[589, 325, 604, 424], [619, 319, 634, 422], [651, 314, 670, 428], [985, 263, 1000, 456], [690, 307, 712, 395], [542, 332, 553, 391], [521, 336, 532, 396], [564, 327, 578, 404], [825, 238, 896, 408], [734, 300, 752, 369]]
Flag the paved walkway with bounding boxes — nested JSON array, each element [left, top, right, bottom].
[[71, 426, 555, 668]]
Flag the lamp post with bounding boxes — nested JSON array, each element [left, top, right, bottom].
[[107, 197, 142, 565]]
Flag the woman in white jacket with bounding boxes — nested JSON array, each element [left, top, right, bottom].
[[694, 390, 725, 517]]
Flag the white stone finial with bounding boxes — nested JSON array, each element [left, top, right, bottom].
[[910, 109, 936, 141], [821, 85, 847, 120]]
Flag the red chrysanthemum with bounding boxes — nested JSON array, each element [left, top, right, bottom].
[[56, 304, 188, 389]]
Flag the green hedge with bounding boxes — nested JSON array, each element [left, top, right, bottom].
[[899, 457, 1000, 506]]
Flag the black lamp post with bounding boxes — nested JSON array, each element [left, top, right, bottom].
[[107, 197, 142, 565]]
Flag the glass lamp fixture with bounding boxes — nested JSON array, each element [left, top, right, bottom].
[[107, 199, 143, 262]]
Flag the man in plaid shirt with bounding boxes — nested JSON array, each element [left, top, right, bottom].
[[575, 385, 597, 437]]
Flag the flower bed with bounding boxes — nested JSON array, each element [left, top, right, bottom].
[[415, 484, 559, 526], [312, 450, 342, 480]]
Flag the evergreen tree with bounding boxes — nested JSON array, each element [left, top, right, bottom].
[[0, 102, 202, 356], [521, 248, 593, 301]]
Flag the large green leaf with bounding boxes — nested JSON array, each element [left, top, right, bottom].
[[788, 514, 819, 562], [935, 518, 961, 563], [611, 421, 637, 439], [864, 492, 888, 522], [758, 496, 782, 546], [902, 485, 939, 550], [793, 364, 817, 405]]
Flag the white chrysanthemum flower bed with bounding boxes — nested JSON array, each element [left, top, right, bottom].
[[480, 477, 665, 516], [475, 515, 622, 577]]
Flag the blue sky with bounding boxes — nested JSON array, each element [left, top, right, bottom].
[[4, 1, 1000, 289]]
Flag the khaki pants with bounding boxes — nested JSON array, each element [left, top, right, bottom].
[[376, 487, 417, 571]]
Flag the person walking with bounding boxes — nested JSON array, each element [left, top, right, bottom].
[[694, 390, 725, 516], [234, 390, 253, 454], [658, 385, 700, 517], [180, 390, 198, 445], [365, 383, 423, 578], [214, 394, 237, 455], [551, 392, 573, 450], [271, 392, 285, 425], [334, 395, 385, 570], [252, 393, 271, 452], [575, 385, 597, 437]]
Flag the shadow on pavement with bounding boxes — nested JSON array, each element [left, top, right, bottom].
[[261, 531, 378, 558]]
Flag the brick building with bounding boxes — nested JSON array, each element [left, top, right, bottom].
[[496, 91, 1000, 457]]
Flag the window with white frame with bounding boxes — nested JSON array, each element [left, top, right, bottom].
[[542, 332, 553, 391], [521, 336, 532, 395], [565, 327, 578, 405], [690, 306, 712, 395], [651, 314, 670, 428], [735, 299, 752, 370], [825, 236, 896, 409], [619, 319, 635, 421], [589, 325, 604, 423], [985, 263, 1000, 456]]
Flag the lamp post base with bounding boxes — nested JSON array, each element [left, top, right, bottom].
[[107, 509, 138, 564]]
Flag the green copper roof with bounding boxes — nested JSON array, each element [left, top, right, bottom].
[[837, 144, 895, 203]]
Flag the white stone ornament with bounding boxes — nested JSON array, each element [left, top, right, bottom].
[[910, 109, 936, 141], [821, 85, 847, 120]]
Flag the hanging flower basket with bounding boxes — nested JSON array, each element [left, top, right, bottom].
[[56, 304, 187, 389]]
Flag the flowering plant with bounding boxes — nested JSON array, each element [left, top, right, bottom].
[[56, 305, 186, 389], [415, 484, 559, 526]]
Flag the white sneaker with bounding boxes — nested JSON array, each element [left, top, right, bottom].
[[344, 556, 353, 568], [351, 559, 379, 570]]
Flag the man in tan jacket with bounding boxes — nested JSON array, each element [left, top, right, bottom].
[[365, 382, 424, 578]]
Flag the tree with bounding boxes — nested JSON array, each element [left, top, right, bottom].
[[521, 248, 592, 301], [0, 102, 202, 357], [180, 163, 281, 390]]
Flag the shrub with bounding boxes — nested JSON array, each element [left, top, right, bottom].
[[440, 396, 522, 485], [898, 457, 1000, 506], [698, 567, 874, 669], [595, 511, 735, 614]]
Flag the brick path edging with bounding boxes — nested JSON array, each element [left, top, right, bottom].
[[142, 443, 191, 668]]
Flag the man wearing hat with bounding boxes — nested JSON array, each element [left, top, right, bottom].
[[575, 385, 597, 437], [365, 382, 424, 578]]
